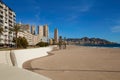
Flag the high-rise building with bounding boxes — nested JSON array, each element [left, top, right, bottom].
[[43, 25, 48, 37], [54, 28, 58, 44], [24, 24, 30, 33], [18, 23, 50, 45], [31, 26, 35, 35], [0, 0, 16, 46], [38, 25, 43, 37], [37, 25, 49, 43], [19, 24, 31, 33]]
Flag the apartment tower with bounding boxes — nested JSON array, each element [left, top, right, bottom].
[[54, 28, 58, 44], [43, 25, 48, 37], [0, 0, 16, 46], [38, 25, 43, 37], [25, 24, 30, 33], [31, 26, 35, 35], [19, 24, 31, 33]]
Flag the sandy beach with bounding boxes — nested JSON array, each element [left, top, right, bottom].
[[23, 45, 120, 80]]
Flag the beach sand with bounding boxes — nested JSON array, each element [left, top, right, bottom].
[[23, 46, 120, 80]]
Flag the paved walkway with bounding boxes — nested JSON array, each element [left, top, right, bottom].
[[0, 63, 52, 80]]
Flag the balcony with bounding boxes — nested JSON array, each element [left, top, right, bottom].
[[0, 10, 3, 14], [9, 23, 13, 27], [0, 7, 3, 11], [0, 15, 3, 18], [0, 5, 3, 9], [4, 8, 8, 12], [9, 16, 12, 19], [5, 26, 8, 29], [13, 13, 15, 17], [0, 16, 3, 19], [9, 19, 12, 23], [0, 19, 3, 24], [4, 29, 8, 33], [0, 40, 4, 44], [0, 35, 4, 40], [9, 12, 12, 15], [14, 17, 16, 20]]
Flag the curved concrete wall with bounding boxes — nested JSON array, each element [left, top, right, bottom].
[[0, 63, 52, 80], [12, 46, 54, 68], [0, 46, 55, 80], [0, 51, 12, 66]]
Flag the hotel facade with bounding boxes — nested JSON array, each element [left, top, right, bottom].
[[0, 1, 16, 46]]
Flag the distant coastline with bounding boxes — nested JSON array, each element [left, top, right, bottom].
[[67, 37, 120, 48], [76, 44, 120, 48]]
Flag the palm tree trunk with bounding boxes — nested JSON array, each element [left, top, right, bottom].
[[15, 32, 17, 48]]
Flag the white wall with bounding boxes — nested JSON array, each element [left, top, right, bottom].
[[12, 46, 54, 68], [0, 63, 52, 80], [0, 47, 54, 80], [0, 51, 12, 66]]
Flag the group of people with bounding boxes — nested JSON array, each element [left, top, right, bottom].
[[58, 41, 67, 49]]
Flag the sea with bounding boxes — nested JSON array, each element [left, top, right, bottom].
[[77, 44, 120, 48]]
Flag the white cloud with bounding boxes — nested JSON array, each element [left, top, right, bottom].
[[115, 20, 120, 24], [70, 4, 92, 12], [66, 15, 78, 21], [35, 12, 40, 21], [66, 0, 94, 13], [112, 26, 120, 32], [79, 6, 91, 12], [34, 6, 40, 10]]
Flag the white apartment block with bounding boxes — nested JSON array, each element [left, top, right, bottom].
[[0, 1, 16, 46], [18, 31, 39, 46]]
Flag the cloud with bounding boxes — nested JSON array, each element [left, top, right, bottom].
[[66, 15, 78, 21], [34, 6, 40, 10], [35, 12, 40, 21], [34, 12, 52, 26], [65, 0, 94, 13], [115, 20, 120, 24], [26, 0, 38, 4], [61, 1, 94, 22], [112, 26, 120, 32], [70, 4, 92, 12]]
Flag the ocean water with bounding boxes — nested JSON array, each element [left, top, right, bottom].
[[78, 44, 120, 48]]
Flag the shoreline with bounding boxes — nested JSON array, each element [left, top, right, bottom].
[[76, 44, 120, 48], [23, 45, 120, 80]]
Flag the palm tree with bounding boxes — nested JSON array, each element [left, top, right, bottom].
[[11, 24, 21, 48], [63, 37, 67, 49], [8, 28, 13, 47], [0, 26, 3, 35], [0, 26, 3, 46], [59, 36, 62, 49]]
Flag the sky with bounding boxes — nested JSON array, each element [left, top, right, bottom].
[[3, 0, 120, 43]]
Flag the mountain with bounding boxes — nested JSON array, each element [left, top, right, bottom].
[[67, 37, 117, 45]]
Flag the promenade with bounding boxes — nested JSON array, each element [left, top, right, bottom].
[[0, 47, 54, 80], [24, 46, 120, 80]]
